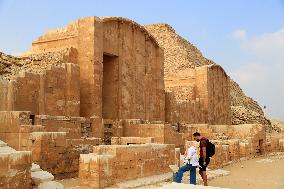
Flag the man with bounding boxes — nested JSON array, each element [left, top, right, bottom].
[[193, 132, 210, 186], [175, 144, 198, 184]]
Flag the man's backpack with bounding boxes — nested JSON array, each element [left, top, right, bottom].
[[201, 139, 215, 157], [206, 140, 215, 157]]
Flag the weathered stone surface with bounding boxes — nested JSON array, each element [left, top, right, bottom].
[[230, 80, 270, 125], [164, 64, 231, 125], [0, 48, 77, 80], [0, 140, 32, 189], [31, 170, 54, 185], [79, 143, 176, 188], [0, 61, 80, 117], [31, 163, 41, 172], [270, 119, 284, 132], [0, 110, 99, 179], [144, 24, 212, 79], [0, 140, 7, 147], [111, 136, 154, 145]]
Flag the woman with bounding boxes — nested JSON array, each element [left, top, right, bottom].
[[175, 144, 199, 184]]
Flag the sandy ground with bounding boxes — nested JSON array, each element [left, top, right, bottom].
[[58, 178, 89, 189], [209, 154, 284, 189]]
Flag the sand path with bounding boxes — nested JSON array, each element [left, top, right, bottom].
[[209, 155, 284, 189]]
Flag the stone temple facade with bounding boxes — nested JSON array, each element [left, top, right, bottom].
[[0, 16, 283, 189]]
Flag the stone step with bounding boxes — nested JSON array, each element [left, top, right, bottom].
[[0, 140, 16, 154], [0, 140, 8, 147], [31, 163, 42, 172], [31, 162, 59, 189], [31, 170, 54, 186]]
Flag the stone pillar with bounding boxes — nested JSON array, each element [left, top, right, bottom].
[[195, 66, 209, 123], [77, 17, 104, 137]]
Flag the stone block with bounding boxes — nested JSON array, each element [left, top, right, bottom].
[[31, 163, 41, 172], [0, 141, 32, 188], [31, 170, 54, 185], [111, 137, 154, 145], [0, 111, 31, 133], [80, 144, 175, 188]]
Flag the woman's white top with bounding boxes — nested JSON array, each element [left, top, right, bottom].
[[185, 146, 199, 166]]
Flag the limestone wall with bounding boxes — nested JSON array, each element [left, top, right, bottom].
[[29, 132, 81, 178], [185, 124, 268, 169], [165, 64, 231, 125], [29, 17, 103, 137], [34, 115, 87, 139], [211, 124, 266, 156], [266, 133, 284, 153], [0, 140, 32, 188], [187, 124, 269, 168], [26, 131, 100, 178], [119, 122, 190, 152], [0, 111, 32, 150], [79, 144, 175, 188], [123, 123, 166, 143], [0, 111, 101, 178], [205, 65, 231, 124], [164, 69, 202, 123], [102, 18, 165, 122], [0, 63, 80, 117], [111, 137, 154, 145]]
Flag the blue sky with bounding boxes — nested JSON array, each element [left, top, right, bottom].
[[1, 0, 283, 120]]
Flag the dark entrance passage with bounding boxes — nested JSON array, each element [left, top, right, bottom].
[[258, 139, 264, 155], [102, 54, 118, 119]]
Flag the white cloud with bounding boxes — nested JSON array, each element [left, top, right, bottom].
[[230, 27, 284, 82], [229, 63, 265, 84], [231, 28, 284, 62], [231, 29, 247, 42], [229, 28, 284, 120], [245, 28, 284, 61]]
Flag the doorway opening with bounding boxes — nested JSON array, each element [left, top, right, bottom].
[[258, 139, 264, 155], [29, 114, 35, 125], [103, 123, 113, 145], [102, 54, 118, 120]]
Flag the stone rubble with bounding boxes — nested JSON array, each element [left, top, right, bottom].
[[230, 80, 270, 126], [270, 119, 284, 132], [0, 48, 76, 81], [144, 23, 212, 79]]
